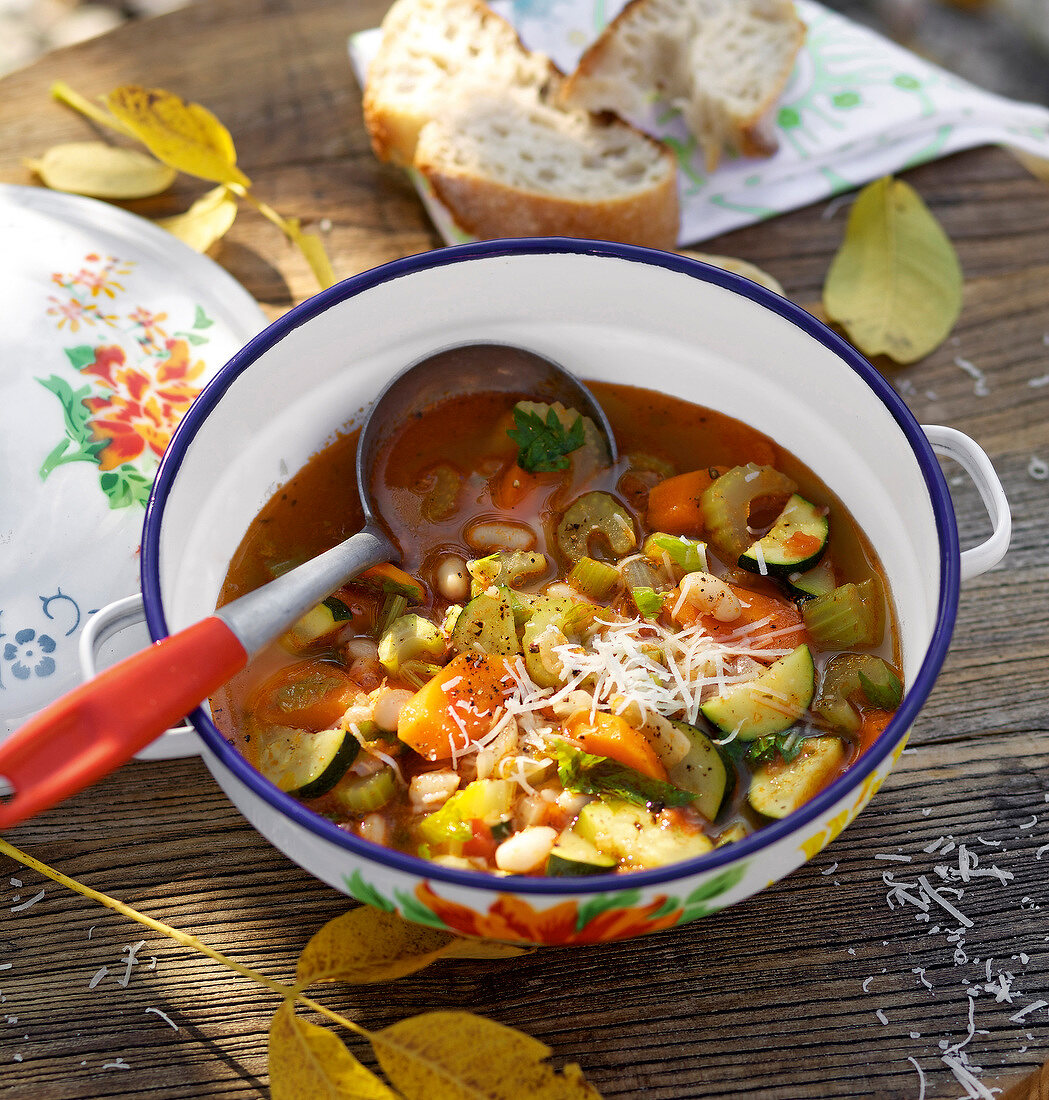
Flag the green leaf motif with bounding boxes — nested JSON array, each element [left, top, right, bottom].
[[575, 888, 642, 933], [99, 465, 153, 509], [344, 870, 396, 913], [64, 344, 97, 370], [176, 330, 209, 346], [684, 863, 748, 907], [192, 304, 214, 329], [393, 888, 452, 931], [37, 375, 106, 479]]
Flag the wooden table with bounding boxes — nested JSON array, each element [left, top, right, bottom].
[[1, 2, 1048, 1097]]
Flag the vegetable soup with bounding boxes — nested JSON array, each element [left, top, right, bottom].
[[211, 374, 902, 877]]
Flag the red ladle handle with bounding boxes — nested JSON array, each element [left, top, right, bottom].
[[0, 617, 247, 829]]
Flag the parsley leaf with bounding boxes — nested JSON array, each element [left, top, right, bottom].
[[551, 741, 693, 809], [507, 405, 585, 473], [742, 731, 808, 765]]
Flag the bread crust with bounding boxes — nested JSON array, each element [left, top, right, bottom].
[[420, 146, 680, 250]]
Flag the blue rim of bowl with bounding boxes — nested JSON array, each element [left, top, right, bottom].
[[142, 237, 960, 898]]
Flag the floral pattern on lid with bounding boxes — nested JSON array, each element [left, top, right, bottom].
[[0, 184, 266, 746]]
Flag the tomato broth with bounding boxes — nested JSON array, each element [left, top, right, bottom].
[[211, 377, 901, 877]]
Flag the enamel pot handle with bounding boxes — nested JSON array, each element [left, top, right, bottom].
[[922, 424, 1011, 582], [78, 594, 200, 760]]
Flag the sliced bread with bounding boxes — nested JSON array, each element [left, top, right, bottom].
[[363, 0, 558, 166], [413, 88, 680, 249], [560, 0, 804, 171]]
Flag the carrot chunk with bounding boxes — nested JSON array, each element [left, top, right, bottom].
[[564, 711, 668, 781], [646, 469, 716, 536], [397, 654, 512, 762], [674, 584, 809, 652], [252, 660, 360, 731]]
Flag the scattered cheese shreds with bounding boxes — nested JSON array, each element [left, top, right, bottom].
[[9, 889, 45, 913], [145, 1006, 179, 1031]]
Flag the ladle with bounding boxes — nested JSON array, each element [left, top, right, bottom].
[[0, 343, 616, 829]]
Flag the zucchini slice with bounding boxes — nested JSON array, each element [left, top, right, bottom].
[[451, 590, 521, 657], [701, 644, 816, 742], [546, 831, 617, 876], [667, 721, 731, 822], [786, 558, 836, 600], [700, 464, 797, 560], [279, 596, 352, 653], [574, 799, 713, 869], [739, 494, 829, 578], [748, 736, 847, 818], [257, 726, 359, 799]]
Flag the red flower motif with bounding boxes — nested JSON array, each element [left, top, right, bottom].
[[83, 337, 207, 470], [415, 882, 682, 944]]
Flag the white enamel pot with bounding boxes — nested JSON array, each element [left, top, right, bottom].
[[140, 240, 1010, 945]]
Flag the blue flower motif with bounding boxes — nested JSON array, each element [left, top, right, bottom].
[[2, 628, 57, 680]]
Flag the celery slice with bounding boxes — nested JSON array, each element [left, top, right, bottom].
[[417, 779, 514, 847], [334, 767, 397, 814], [802, 579, 884, 647], [377, 614, 444, 675], [568, 555, 620, 600], [642, 532, 707, 573], [700, 464, 796, 560], [556, 491, 637, 562]]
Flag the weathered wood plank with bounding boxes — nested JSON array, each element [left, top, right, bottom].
[[1, 0, 1047, 1096]]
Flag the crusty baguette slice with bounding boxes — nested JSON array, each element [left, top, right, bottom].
[[363, 0, 558, 166], [561, 0, 804, 171], [413, 89, 680, 249]]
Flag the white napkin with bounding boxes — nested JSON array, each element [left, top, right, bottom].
[[349, 0, 1049, 245]]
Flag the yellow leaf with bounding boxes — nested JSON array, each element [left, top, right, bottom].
[[158, 185, 239, 251], [50, 81, 136, 140], [822, 176, 962, 364], [371, 1011, 602, 1100], [105, 84, 250, 188], [296, 907, 457, 988], [25, 141, 177, 199], [440, 939, 532, 960], [269, 1000, 397, 1100], [233, 191, 336, 290], [283, 216, 337, 289]]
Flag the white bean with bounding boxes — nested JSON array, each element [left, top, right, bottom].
[[494, 826, 558, 874], [358, 813, 388, 846], [344, 636, 379, 661], [675, 571, 741, 623], [465, 519, 537, 552], [436, 555, 471, 602], [373, 687, 414, 731], [557, 790, 591, 817], [409, 770, 460, 812]]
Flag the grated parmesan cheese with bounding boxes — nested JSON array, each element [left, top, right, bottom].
[[9, 890, 44, 914], [145, 1007, 179, 1031]]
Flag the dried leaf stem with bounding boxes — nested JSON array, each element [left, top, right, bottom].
[[0, 836, 362, 1036]]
